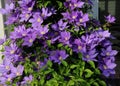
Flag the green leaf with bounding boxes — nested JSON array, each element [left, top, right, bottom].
[[92, 82, 99, 86], [84, 69, 93, 78], [78, 53, 82, 59], [47, 40, 51, 47], [67, 80, 74, 86], [98, 80, 106, 86], [61, 60, 68, 67], [47, 60, 53, 67], [88, 61, 95, 68], [57, 43, 63, 48], [70, 65, 78, 69]]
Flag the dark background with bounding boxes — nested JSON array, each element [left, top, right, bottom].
[[99, 0, 120, 86]]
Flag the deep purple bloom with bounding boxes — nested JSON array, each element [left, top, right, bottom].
[[64, 0, 84, 10], [52, 19, 68, 31], [101, 46, 118, 57], [105, 15, 116, 23], [49, 50, 68, 64], [82, 49, 98, 61], [76, 11, 89, 27], [72, 38, 86, 53], [29, 12, 43, 28], [99, 59, 116, 77], [41, 8, 52, 19]]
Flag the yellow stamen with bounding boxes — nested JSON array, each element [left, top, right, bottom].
[[25, 14, 29, 18], [41, 31, 45, 35], [86, 55, 89, 58], [28, 7, 32, 11], [16, 72, 20, 76], [10, 50, 15, 54], [7, 78, 11, 81], [59, 56, 62, 60], [106, 52, 110, 56], [79, 19, 83, 22], [78, 46, 82, 50], [103, 65, 107, 69], [5, 66, 10, 70], [74, 4, 77, 7], [37, 18, 41, 22], [72, 16, 77, 19], [29, 39, 33, 43]]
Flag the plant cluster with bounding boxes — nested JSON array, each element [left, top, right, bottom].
[[0, 0, 118, 86]]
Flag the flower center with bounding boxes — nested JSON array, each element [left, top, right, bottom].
[[72, 16, 77, 19], [59, 56, 62, 60], [16, 72, 20, 76], [74, 4, 77, 7], [5, 66, 10, 70], [29, 39, 33, 43], [28, 7, 32, 11], [65, 37, 68, 41], [10, 50, 15, 54], [40, 31, 45, 35], [26, 14, 29, 18], [106, 52, 110, 56], [69, 3, 72, 7], [103, 65, 107, 69], [7, 78, 11, 81], [22, 33, 26, 36], [37, 18, 41, 22], [86, 55, 89, 58], [79, 18, 83, 22], [78, 46, 82, 50]]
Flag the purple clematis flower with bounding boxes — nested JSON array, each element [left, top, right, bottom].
[[101, 46, 118, 57], [21, 75, 33, 85], [105, 14, 116, 23], [82, 49, 98, 62], [11, 65, 24, 77], [64, 0, 84, 10], [22, 32, 36, 47], [20, 11, 32, 22], [76, 11, 89, 27], [41, 8, 52, 19], [0, 3, 14, 14], [99, 59, 116, 77], [72, 38, 86, 53], [49, 50, 68, 64], [52, 19, 68, 31], [59, 31, 71, 45], [0, 58, 14, 74], [35, 25, 49, 38], [29, 12, 43, 28]]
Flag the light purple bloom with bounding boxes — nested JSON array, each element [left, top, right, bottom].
[[0, 3, 14, 14], [11, 65, 24, 77], [29, 12, 43, 28], [20, 11, 32, 22], [21, 75, 33, 85], [105, 14, 116, 23], [22, 32, 36, 47]]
